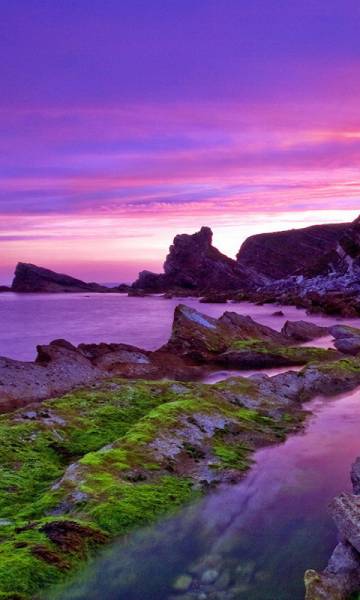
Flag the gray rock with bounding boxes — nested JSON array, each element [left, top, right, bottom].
[[351, 458, 360, 495], [201, 569, 219, 585], [281, 319, 329, 342]]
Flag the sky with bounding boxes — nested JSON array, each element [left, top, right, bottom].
[[1, 1, 360, 284]]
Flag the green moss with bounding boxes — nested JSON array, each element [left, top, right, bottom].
[[231, 338, 337, 364], [0, 376, 308, 599], [212, 442, 251, 470], [87, 476, 198, 534]]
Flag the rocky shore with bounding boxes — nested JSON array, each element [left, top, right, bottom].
[[0, 304, 339, 411], [6, 215, 360, 321], [1, 302, 360, 598], [305, 459, 360, 600]]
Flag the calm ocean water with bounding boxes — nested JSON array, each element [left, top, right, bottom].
[[1, 292, 357, 361]]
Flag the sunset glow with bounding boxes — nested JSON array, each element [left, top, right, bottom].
[[1, 1, 360, 283]]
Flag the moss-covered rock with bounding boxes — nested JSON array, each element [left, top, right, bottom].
[[1, 357, 360, 598]]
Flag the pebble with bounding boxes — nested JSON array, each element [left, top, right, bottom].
[[201, 569, 219, 585]]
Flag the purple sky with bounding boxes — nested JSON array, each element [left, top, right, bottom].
[[1, 1, 360, 283]]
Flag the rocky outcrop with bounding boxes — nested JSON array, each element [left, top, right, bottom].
[[11, 263, 116, 293], [133, 227, 261, 293], [2, 356, 360, 599], [242, 216, 360, 318], [305, 455, 360, 600], [161, 304, 339, 367], [0, 285, 11, 292], [237, 222, 349, 279], [0, 337, 202, 411], [0, 303, 347, 412]]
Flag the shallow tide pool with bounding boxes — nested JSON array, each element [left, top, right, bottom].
[[48, 387, 360, 600]]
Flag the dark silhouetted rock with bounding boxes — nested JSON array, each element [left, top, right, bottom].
[[0, 286, 11, 293], [12, 263, 113, 293], [133, 227, 260, 293], [237, 222, 349, 279]]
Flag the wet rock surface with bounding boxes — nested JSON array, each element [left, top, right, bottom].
[[0, 304, 349, 411], [305, 454, 360, 599], [281, 320, 329, 342], [331, 325, 360, 355]]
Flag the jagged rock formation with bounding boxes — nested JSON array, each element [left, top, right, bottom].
[[0, 337, 202, 411], [161, 304, 338, 368], [0, 304, 341, 411], [237, 222, 349, 279], [133, 227, 261, 293], [11, 263, 121, 293], [305, 456, 360, 600]]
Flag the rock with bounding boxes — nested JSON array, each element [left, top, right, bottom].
[[0, 336, 203, 412], [305, 568, 348, 600], [11, 263, 113, 293], [330, 493, 360, 554], [305, 542, 360, 600], [200, 293, 230, 304], [351, 458, 360, 494], [237, 222, 349, 279], [201, 569, 219, 585], [0, 285, 11, 292], [334, 337, 360, 355], [330, 325, 360, 355], [162, 304, 289, 363], [132, 227, 261, 294], [281, 320, 329, 342], [235, 560, 256, 583], [272, 310, 284, 316], [173, 574, 193, 592]]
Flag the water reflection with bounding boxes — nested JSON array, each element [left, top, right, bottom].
[[49, 389, 360, 600], [0, 294, 351, 361]]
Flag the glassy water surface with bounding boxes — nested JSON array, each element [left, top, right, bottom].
[[0, 292, 355, 361], [49, 389, 360, 600]]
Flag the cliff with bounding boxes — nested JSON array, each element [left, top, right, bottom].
[[236, 222, 349, 279]]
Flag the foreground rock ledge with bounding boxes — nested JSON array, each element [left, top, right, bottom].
[[2, 355, 360, 599], [0, 304, 341, 412]]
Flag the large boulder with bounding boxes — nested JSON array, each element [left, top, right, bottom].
[[162, 304, 338, 368], [162, 304, 288, 363], [12, 263, 112, 293], [281, 320, 329, 342], [330, 325, 360, 355]]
